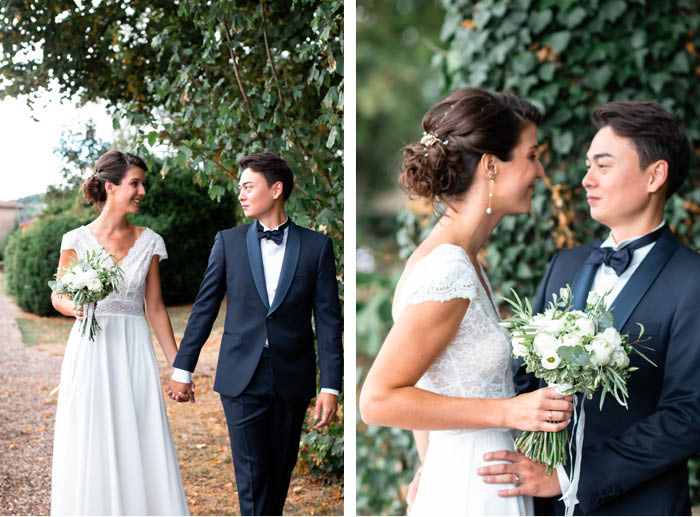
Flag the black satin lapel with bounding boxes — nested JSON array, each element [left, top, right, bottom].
[[268, 222, 300, 315], [610, 227, 678, 331], [246, 223, 270, 310]]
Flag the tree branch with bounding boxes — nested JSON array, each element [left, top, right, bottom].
[[221, 18, 264, 147], [260, 0, 333, 190]]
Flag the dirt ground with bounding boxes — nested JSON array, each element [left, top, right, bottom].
[[0, 282, 342, 516]]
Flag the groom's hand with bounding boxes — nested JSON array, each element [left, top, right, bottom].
[[166, 379, 196, 403], [477, 450, 562, 498], [312, 392, 338, 429]]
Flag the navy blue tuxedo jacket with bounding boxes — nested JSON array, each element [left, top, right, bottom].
[[515, 226, 700, 515], [173, 220, 343, 403]]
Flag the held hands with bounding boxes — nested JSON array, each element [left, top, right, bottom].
[[165, 378, 196, 403], [505, 386, 574, 432], [478, 450, 563, 498], [312, 392, 338, 429]]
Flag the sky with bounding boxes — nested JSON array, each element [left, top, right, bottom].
[[0, 88, 114, 202]]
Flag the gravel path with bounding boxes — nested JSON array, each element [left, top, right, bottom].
[[0, 288, 61, 515]]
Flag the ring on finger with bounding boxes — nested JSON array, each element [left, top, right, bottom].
[[548, 410, 553, 420], [514, 472, 521, 487]]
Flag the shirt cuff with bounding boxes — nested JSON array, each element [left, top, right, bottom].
[[320, 388, 339, 396], [171, 367, 192, 384], [557, 463, 570, 497]]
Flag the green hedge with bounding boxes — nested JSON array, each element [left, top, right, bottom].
[[128, 163, 238, 306], [4, 163, 238, 316], [4, 213, 90, 315]]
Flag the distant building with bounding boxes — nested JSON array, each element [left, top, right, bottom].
[[0, 201, 22, 243], [19, 217, 38, 230]]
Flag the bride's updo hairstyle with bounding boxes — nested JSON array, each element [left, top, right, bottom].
[[400, 88, 541, 206], [81, 150, 148, 206]]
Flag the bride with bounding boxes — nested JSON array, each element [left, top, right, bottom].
[[359, 88, 573, 516], [50, 150, 189, 515]]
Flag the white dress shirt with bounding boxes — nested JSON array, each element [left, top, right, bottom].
[[172, 219, 338, 396], [556, 221, 665, 495]]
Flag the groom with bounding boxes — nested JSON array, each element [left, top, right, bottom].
[[166, 152, 343, 516], [477, 101, 700, 514]]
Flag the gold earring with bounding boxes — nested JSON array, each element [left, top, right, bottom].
[[486, 173, 495, 214]]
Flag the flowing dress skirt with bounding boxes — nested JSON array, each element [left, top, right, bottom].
[[410, 428, 533, 516], [51, 314, 189, 516]]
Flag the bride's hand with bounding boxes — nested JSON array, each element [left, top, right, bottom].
[[505, 387, 574, 432], [73, 305, 85, 321]]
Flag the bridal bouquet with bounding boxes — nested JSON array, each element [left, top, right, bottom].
[[49, 248, 123, 341], [500, 286, 653, 474]]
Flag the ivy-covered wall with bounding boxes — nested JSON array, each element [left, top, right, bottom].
[[358, 1, 700, 514]]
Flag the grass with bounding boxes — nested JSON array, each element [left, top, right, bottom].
[[15, 316, 73, 348], [11, 298, 343, 516]]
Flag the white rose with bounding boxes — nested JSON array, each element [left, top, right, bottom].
[[71, 272, 88, 290], [576, 317, 596, 337], [61, 272, 76, 287], [601, 327, 622, 348], [541, 317, 566, 335], [534, 333, 559, 357], [530, 314, 547, 328], [541, 352, 562, 370], [560, 332, 582, 348], [587, 291, 601, 306], [87, 278, 102, 292], [512, 336, 528, 358], [612, 349, 630, 368], [589, 336, 614, 366]]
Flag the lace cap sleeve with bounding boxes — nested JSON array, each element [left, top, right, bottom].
[[152, 231, 168, 262], [405, 245, 477, 306], [60, 228, 79, 253]]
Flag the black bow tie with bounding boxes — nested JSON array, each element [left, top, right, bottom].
[[585, 225, 666, 276], [256, 220, 289, 245]]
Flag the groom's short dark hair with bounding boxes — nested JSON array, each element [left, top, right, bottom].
[[240, 152, 294, 201], [593, 101, 690, 199]]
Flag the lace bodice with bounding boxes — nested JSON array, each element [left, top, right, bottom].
[[60, 226, 167, 317], [392, 244, 515, 400]]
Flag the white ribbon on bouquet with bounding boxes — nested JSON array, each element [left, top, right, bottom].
[[553, 385, 586, 516]]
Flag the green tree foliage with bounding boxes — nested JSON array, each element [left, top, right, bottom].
[[0, 0, 344, 289]]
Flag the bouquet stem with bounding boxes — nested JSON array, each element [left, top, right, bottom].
[[79, 302, 101, 341], [515, 428, 568, 475]]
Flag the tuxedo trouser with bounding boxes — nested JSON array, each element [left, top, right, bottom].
[[220, 347, 309, 516]]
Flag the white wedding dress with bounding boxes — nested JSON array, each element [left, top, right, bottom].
[[393, 244, 533, 516], [51, 225, 189, 516]]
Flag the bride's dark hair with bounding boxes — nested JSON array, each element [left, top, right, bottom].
[[399, 88, 541, 206], [81, 150, 148, 206]]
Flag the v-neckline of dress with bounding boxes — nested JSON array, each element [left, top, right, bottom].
[[449, 244, 500, 321], [83, 225, 148, 267]]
